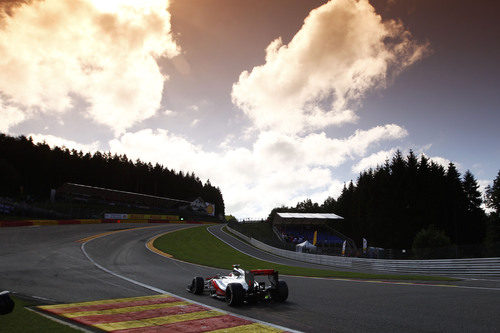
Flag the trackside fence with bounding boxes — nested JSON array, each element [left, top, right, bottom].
[[226, 226, 500, 276]]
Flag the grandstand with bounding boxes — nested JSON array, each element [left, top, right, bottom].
[[57, 183, 190, 208], [272, 212, 356, 255], [55, 183, 217, 220]]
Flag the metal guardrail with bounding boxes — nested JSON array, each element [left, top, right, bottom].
[[226, 226, 500, 276]]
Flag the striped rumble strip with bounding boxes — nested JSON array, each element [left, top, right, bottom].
[[38, 294, 289, 332]]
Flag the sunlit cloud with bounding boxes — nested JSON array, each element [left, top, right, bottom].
[[163, 109, 176, 116], [352, 148, 397, 173], [232, 0, 428, 134], [109, 124, 407, 217], [428, 156, 453, 169], [0, 0, 178, 135], [0, 102, 26, 133], [190, 119, 200, 127], [0, 0, 432, 218]]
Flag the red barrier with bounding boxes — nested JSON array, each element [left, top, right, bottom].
[[102, 219, 120, 224], [0, 221, 34, 227], [0, 219, 214, 227]]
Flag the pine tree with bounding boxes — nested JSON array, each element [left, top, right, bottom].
[[321, 196, 336, 212], [461, 170, 486, 247], [443, 163, 465, 244], [463, 170, 482, 212], [267, 151, 490, 253], [0, 133, 225, 217], [485, 170, 500, 214]]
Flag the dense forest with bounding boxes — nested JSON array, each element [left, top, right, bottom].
[[0, 133, 225, 216], [268, 150, 500, 255]]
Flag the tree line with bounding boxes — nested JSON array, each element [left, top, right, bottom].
[[268, 150, 500, 256], [0, 133, 225, 216]]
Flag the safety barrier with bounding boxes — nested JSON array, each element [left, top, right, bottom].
[[226, 226, 500, 276], [0, 219, 214, 227]]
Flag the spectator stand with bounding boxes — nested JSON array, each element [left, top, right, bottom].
[[54, 183, 220, 222], [272, 212, 357, 256], [0, 201, 14, 215]]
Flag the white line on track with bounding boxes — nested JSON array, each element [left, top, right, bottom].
[[81, 243, 166, 294], [81, 225, 301, 333], [29, 295, 56, 302]]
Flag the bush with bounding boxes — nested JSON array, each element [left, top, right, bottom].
[[412, 225, 452, 259], [483, 214, 500, 256]]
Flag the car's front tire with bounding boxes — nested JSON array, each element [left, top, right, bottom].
[[225, 283, 244, 306], [190, 277, 204, 295]]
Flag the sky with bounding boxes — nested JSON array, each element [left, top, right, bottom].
[[1, 0, 499, 218]]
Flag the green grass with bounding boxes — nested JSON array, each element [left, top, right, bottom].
[[154, 226, 457, 281], [1, 296, 79, 332], [227, 221, 283, 247]]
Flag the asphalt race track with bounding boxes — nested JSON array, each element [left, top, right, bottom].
[[1, 223, 500, 332]]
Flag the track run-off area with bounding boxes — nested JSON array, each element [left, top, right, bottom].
[[1, 223, 499, 332]]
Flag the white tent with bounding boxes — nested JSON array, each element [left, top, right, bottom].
[[296, 240, 317, 253]]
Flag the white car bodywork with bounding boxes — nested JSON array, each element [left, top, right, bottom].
[[187, 265, 288, 306], [210, 267, 251, 296]]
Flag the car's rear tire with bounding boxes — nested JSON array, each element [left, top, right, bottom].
[[270, 281, 288, 302], [190, 277, 204, 295], [225, 283, 244, 306]]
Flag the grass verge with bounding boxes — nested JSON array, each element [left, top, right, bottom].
[[1, 296, 79, 332], [153, 225, 457, 281]]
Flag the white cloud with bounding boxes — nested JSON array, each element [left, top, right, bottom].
[[428, 156, 453, 169], [416, 143, 433, 155], [478, 179, 491, 194], [0, 0, 424, 219], [290, 180, 345, 207], [232, 0, 428, 134], [0, 0, 179, 135], [415, 145, 455, 169], [28, 133, 100, 153], [352, 148, 397, 173], [219, 134, 235, 149], [190, 118, 200, 127], [252, 124, 407, 171], [109, 124, 407, 218], [478, 179, 494, 214], [109, 129, 218, 174], [0, 100, 26, 133], [163, 109, 176, 116]]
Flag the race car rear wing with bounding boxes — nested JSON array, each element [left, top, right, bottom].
[[249, 269, 280, 288]]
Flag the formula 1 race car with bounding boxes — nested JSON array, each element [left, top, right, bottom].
[[187, 265, 288, 306]]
